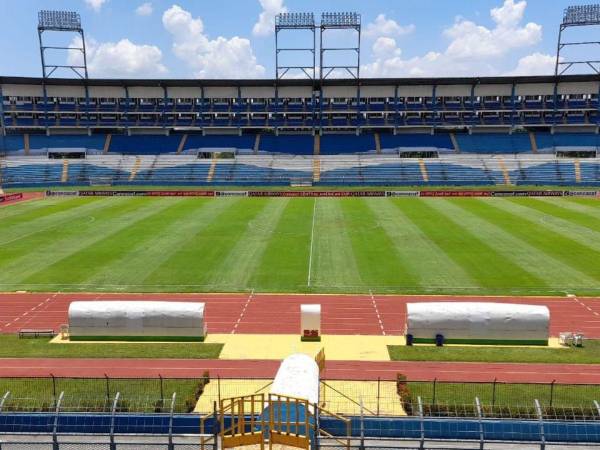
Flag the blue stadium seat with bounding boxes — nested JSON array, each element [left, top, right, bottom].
[[320, 134, 375, 154], [260, 135, 313, 155], [379, 133, 454, 150], [456, 133, 531, 153]]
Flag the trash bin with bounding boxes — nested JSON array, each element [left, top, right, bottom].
[[435, 334, 444, 347]]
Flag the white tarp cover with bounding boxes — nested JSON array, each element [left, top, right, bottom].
[[270, 354, 320, 404], [301, 304, 321, 335], [406, 302, 549, 341], [68, 301, 206, 337]]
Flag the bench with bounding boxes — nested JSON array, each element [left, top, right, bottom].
[[18, 329, 56, 339]]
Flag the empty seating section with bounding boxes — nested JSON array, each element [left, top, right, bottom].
[[510, 159, 579, 185], [2, 131, 599, 186], [259, 135, 314, 155], [379, 134, 454, 151], [320, 134, 375, 154], [2, 135, 25, 153], [3, 132, 600, 156], [536, 133, 600, 151], [456, 133, 532, 153], [3, 154, 599, 187], [28, 135, 106, 153], [183, 135, 255, 152], [110, 135, 181, 155]]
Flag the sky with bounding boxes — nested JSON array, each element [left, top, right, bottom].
[[0, 0, 597, 79]]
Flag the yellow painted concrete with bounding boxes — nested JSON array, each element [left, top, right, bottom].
[[194, 379, 273, 413], [194, 378, 406, 416], [321, 380, 406, 416], [205, 334, 402, 361]]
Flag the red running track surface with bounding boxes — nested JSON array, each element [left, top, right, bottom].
[[0, 192, 44, 207], [0, 358, 599, 383], [1, 292, 600, 337]]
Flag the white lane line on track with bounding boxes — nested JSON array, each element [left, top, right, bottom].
[[571, 295, 600, 318], [370, 290, 386, 336], [232, 290, 254, 334], [307, 198, 317, 288], [3, 293, 58, 328]]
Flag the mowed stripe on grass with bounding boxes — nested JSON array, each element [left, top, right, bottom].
[[249, 198, 313, 291], [438, 198, 597, 292], [311, 199, 363, 289], [367, 198, 477, 290], [205, 198, 289, 290], [1, 196, 599, 294], [143, 198, 267, 288], [81, 198, 232, 289], [396, 199, 545, 291], [19, 198, 178, 287], [0, 198, 151, 286]]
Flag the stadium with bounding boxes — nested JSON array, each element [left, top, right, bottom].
[[1, 2, 600, 449]]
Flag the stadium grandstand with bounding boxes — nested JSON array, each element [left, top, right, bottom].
[[1, 75, 600, 187], [0, 75, 600, 187]]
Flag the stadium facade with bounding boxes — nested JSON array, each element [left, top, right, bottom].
[[2, 74, 600, 132]]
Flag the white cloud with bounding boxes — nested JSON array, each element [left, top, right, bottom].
[[252, 0, 287, 37], [85, 0, 107, 12], [364, 14, 415, 39], [372, 37, 402, 58], [506, 52, 556, 76], [362, 0, 543, 78], [69, 37, 167, 78], [445, 0, 541, 59], [136, 2, 153, 16], [163, 4, 266, 78]]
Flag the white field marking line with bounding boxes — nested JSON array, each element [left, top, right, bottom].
[[3, 293, 58, 328], [571, 295, 600, 317], [369, 290, 386, 336], [307, 198, 317, 288], [574, 297, 600, 317], [232, 290, 254, 334]]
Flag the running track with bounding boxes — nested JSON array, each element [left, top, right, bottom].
[[2, 292, 600, 337], [0, 358, 599, 383], [0, 192, 44, 207], [2, 293, 600, 382]]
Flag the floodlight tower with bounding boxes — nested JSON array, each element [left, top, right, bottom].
[[275, 13, 316, 80], [38, 10, 88, 79], [319, 12, 361, 80], [555, 4, 600, 76]]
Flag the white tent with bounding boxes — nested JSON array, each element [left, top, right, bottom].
[[68, 301, 206, 341], [406, 302, 549, 345]]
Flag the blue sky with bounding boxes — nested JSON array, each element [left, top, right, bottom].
[[0, 0, 596, 79]]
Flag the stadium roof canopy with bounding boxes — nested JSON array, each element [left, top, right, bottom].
[[1, 74, 599, 88]]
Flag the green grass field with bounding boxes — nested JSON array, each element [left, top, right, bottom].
[[1, 195, 600, 295], [388, 341, 600, 364], [0, 335, 223, 359]]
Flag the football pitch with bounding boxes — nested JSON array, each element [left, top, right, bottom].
[[1, 195, 600, 295]]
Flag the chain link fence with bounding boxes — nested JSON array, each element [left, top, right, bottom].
[[2, 375, 600, 448]]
